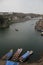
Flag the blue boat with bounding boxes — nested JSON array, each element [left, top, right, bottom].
[[2, 49, 13, 60], [19, 50, 33, 62], [6, 61, 19, 65]]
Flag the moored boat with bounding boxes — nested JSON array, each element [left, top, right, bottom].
[[1, 49, 13, 60], [11, 48, 23, 61], [15, 28, 19, 31], [41, 30, 43, 36], [19, 50, 33, 62], [41, 32, 43, 36]]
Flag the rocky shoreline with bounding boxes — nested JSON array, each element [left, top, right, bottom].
[[35, 19, 43, 32]]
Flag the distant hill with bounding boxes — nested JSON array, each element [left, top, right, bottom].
[[0, 12, 43, 29]]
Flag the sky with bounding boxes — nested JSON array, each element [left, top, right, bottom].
[[0, 0, 43, 14]]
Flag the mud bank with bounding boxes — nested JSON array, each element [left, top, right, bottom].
[[0, 57, 43, 65]]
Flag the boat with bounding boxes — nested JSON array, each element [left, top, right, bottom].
[[41, 32, 43, 36], [15, 28, 19, 31], [19, 50, 33, 62], [6, 60, 19, 65], [1, 49, 13, 60], [11, 48, 23, 61]]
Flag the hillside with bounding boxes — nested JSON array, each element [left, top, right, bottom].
[[0, 12, 43, 29]]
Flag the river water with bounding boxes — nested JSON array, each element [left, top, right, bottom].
[[0, 18, 43, 62]]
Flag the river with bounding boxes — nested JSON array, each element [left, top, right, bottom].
[[0, 18, 43, 62]]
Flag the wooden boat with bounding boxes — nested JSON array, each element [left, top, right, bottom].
[[1, 49, 13, 60], [11, 48, 23, 61], [19, 50, 33, 62]]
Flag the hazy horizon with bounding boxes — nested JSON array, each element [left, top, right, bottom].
[[0, 0, 43, 14]]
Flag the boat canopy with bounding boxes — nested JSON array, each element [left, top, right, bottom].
[[6, 61, 19, 65]]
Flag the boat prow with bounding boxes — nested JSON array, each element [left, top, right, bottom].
[[10, 49, 13, 53], [29, 50, 33, 54]]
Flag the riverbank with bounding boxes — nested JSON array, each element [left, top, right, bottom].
[[35, 19, 43, 31], [0, 53, 43, 65], [0, 57, 43, 65]]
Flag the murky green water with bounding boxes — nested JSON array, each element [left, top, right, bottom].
[[0, 18, 43, 62]]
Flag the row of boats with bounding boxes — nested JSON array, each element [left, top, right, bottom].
[[1, 48, 33, 62]]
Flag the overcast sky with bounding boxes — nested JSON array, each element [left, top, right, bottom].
[[0, 0, 43, 14]]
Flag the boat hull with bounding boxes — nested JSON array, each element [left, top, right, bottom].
[[1, 49, 13, 60], [11, 48, 23, 61], [19, 51, 33, 62]]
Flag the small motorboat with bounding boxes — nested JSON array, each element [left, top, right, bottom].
[[11, 48, 23, 61], [15, 28, 19, 31], [2, 49, 13, 60], [19, 50, 33, 62], [41, 30, 43, 36], [41, 32, 43, 36], [6, 60, 19, 65]]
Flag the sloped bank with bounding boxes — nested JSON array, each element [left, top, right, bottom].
[[0, 15, 9, 29], [35, 19, 43, 31], [0, 58, 43, 65]]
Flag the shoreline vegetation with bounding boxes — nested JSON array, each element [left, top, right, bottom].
[[0, 12, 43, 29]]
